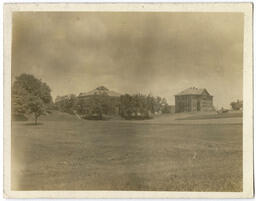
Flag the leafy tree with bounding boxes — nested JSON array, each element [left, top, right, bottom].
[[87, 95, 104, 119], [55, 94, 77, 114], [12, 74, 52, 125], [26, 95, 45, 125], [74, 94, 119, 120], [119, 93, 171, 120], [230, 100, 243, 110], [12, 84, 28, 115]]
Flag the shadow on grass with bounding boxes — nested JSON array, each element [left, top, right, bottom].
[[23, 122, 44, 126]]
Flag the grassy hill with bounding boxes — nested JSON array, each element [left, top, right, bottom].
[[11, 110, 242, 191]]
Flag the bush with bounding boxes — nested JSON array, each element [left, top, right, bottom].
[[230, 100, 243, 110]]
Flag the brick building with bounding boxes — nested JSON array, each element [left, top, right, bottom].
[[175, 87, 214, 113]]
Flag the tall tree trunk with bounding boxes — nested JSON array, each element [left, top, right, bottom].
[[35, 114, 38, 125]]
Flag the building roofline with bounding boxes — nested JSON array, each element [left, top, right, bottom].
[[174, 87, 212, 96], [175, 94, 213, 97]]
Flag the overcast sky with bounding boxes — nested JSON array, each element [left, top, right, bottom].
[[12, 12, 243, 108]]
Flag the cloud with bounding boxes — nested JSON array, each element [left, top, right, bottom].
[[12, 12, 244, 108]]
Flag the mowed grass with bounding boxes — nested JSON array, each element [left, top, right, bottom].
[[11, 112, 242, 191], [176, 111, 242, 120]]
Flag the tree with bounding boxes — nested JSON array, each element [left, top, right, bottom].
[[119, 93, 171, 120], [55, 94, 77, 114], [230, 100, 243, 110], [12, 84, 29, 115], [12, 74, 52, 125], [26, 95, 45, 125]]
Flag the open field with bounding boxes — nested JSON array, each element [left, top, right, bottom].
[[176, 111, 242, 120], [11, 111, 242, 191]]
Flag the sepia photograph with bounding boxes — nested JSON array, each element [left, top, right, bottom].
[[3, 3, 253, 199]]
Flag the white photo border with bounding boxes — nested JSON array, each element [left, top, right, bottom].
[[3, 3, 253, 198]]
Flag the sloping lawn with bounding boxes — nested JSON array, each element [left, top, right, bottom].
[[176, 112, 242, 120], [11, 113, 242, 191]]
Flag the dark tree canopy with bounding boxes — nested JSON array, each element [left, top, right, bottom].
[[230, 100, 243, 111], [74, 95, 119, 120], [119, 94, 170, 120], [12, 74, 52, 104], [12, 74, 53, 124], [56, 92, 171, 120], [55, 94, 77, 114]]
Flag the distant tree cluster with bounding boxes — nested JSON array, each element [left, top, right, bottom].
[[12, 74, 53, 124], [55, 93, 171, 120], [55, 94, 77, 114], [11, 74, 173, 123], [74, 95, 119, 120], [55, 94, 120, 120], [119, 94, 170, 120], [230, 100, 243, 111]]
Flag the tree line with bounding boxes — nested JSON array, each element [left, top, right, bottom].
[[11, 73, 173, 123], [119, 94, 170, 119], [12, 73, 243, 124], [56, 94, 120, 119], [56, 93, 172, 120]]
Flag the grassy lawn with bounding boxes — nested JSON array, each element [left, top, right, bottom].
[[176, 111, 242, 120], [11, 112, 242, 191]]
